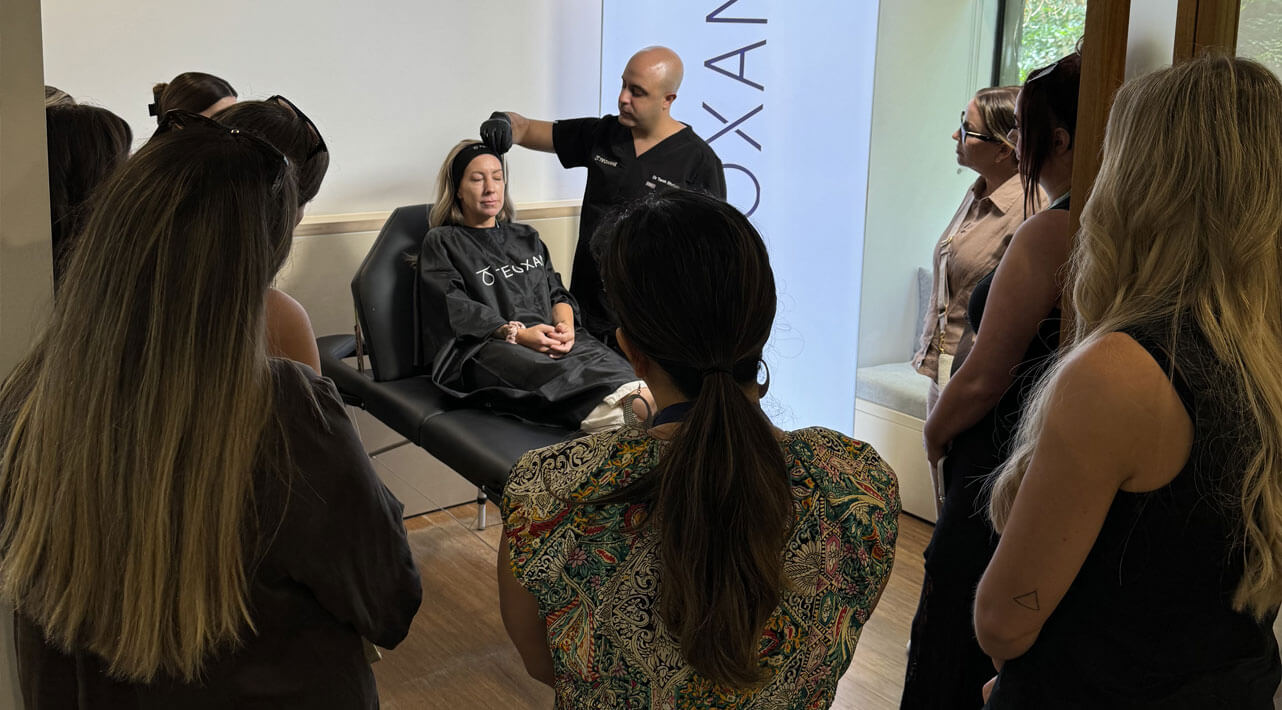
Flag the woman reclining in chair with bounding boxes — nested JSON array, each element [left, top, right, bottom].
[[416, 140, 649, 431]]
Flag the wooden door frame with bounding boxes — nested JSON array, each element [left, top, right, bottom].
[[1070, 0, 1243, 241], [1067, 0, 1131, 241], [1175, 0, 1241, 61], [1057, 0, 1130, 340]]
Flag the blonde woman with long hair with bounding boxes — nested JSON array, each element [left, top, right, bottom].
[[1, 113, 421, 708], [416, 140, 649, 431], [975, 56, 1282, 708]]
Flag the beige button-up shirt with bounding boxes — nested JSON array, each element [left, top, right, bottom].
[[912, 173, 1040, 380]]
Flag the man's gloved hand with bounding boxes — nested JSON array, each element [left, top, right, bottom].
[[480, 111, 512, 154]]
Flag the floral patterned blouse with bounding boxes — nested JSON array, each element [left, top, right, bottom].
[[501, 425, 900, 709]]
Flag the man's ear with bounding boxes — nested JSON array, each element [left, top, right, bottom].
[[616, 329, 647, 378], [662, 92, 677, 111]]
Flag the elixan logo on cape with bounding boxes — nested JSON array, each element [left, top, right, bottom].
[[476, 254, 545, 286]]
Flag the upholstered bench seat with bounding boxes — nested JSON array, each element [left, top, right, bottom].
[[316, 205, 580, 524], [854, 361, 929, 421]]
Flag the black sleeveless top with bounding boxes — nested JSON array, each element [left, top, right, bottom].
[[961, 270, 1061, 465], [986, 317, 1281, 709], [940, 197, 1067, 507]]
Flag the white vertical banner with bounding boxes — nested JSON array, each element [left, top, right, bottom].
[[601, 0, 880, 432]]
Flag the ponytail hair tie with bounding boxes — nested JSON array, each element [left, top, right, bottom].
[[701, 366, 733, 378]]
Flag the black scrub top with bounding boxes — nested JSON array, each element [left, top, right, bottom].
[[553, 115, 726, 342]]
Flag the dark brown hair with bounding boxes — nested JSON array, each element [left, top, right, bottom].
[[595, 190, 790, 688], [150, 72, 236, 122], [1018, 52, 1081, 213], [214, 99, 329, 206], [46, 104, 132, 283]]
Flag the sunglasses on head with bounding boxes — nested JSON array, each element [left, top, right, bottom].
[[1027, 54, 1074, 85], [267, 95, 327, 161], [156, 109, 290, 192]]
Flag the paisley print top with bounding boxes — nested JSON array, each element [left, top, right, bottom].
[[501, 425, 900, 709]]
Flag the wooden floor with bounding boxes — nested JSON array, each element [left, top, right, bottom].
[[374, 501, 931, 709]]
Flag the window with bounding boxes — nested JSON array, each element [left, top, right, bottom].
[[996, 0, 1088, 85], [1239, 0, 1282, 77]]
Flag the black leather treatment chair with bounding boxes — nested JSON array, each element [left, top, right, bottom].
[[316, 204, 580, 528]]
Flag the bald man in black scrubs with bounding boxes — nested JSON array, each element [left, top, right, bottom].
[[480, 46, 726, 350]]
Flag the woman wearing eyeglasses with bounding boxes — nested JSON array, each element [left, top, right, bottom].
[[213, 96, 331, 375], [912, 86, 1037, 415], [2, 115, 421, 708], [902, 54, 1080, 710]]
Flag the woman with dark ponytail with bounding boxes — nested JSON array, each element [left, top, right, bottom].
[[150, 71, 237, 121], [498, 190, 900, 707]]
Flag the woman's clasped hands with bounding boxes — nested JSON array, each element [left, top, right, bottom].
[[516, 321, 575, 357]]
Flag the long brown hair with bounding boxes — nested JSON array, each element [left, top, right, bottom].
[[1017, 52, 1081, 213], [215, 98, 330, 207], [0, 125, 298, 681], [595, 190, 789, 688], [989, 56, 1282, 618], [46, 103, 132, 283]]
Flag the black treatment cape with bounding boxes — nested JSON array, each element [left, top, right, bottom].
[[415, 221, 636, 429]]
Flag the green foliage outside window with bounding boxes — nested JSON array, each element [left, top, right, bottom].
[[1240, 0, 1282, 77], [1016, 0, 1086, 82], [1009, 1, 1282, 87]]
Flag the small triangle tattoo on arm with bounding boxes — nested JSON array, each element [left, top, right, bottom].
[[1013, 590, 1041, 611]]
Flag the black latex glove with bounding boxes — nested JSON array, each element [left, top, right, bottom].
[[480, 111, 512, 154]]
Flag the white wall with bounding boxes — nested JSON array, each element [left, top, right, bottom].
[[599, 2, 881, 433], [857, 0, 998, 368], [1127, 0, 1179, 79], [41, 0, 604, 216]]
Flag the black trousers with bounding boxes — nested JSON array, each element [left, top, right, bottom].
[[900, 451, 1001, 710]]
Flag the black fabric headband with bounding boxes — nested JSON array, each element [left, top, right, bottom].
[[450, 143, 501, 191]]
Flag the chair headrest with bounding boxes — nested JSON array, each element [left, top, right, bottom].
[[352, 204, 431, 382]]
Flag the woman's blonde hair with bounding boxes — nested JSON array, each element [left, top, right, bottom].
[[429, 139, 515, 228], [972, 85, 1020, 154], [988, 56, 1282, 618], [0, 125, 299, 680]]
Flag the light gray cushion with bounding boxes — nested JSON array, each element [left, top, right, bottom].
[[855, 361, 929, 420]]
